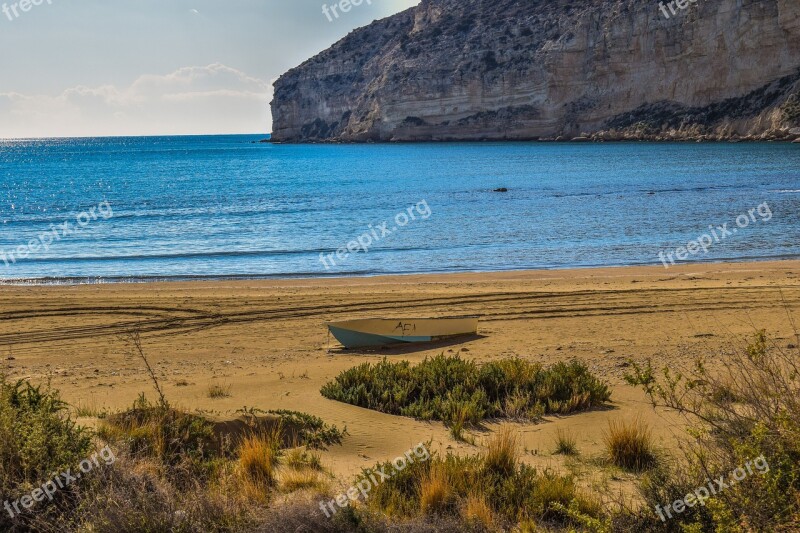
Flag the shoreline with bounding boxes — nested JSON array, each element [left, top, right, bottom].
[[2, 255, 799, 287]]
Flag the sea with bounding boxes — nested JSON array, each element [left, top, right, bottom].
[[0, 135, 798, 284]]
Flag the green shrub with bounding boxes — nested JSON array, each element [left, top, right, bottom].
[[100, 393, 216, 468], [625, 331, 800, 530], [0, 376, 93, 530], [100, 400, 346, 488], [263, 409, 347, 450], [321, 355, 610, 431]]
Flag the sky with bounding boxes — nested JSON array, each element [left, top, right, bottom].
[[0, 0, 419, 138]]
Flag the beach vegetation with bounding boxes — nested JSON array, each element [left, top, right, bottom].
[[553, 428, 579, 456], [622, 330, 800, 530], [277, 464, 329, 493], [362, 426, 601, 529], [238, 429, 281, 497], [239, 408, 347, 450], [83, 335, 346, 528], [207, 383, 232, 398], [603, 418, 657, 472], [448, 406, 468, 441], [320, 355, 611, 434], [484, 425, 519, 476], [73, 396, 108, 418], [461, 493, 495, 528], [419, 464, 454, 515], [0, 375, 93, 530], [8, 330, 800, 531], [57, 388, 345, 531], [277, 446, 329, 493], [329, 330, 800, 531], [282, 446, 324, 471]]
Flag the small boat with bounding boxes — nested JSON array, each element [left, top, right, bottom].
[[326, 317, 479, 349]]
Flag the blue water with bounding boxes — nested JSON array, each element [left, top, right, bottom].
[[0, 135, 798, 283]]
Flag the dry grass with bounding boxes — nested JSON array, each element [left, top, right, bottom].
[[73, 397, 106, 418], [282, 447, 323, 471], [603, 418, 657, 471], [238, 429, 281, 498], [483, 425, 519, 476], [553, 428, 578, 456], [420, 464, 452, 515], [50, 455, 258, 532], [365, 427, 603, 529], [501, 389, 533, 420], [449, 404, 470, 441], [277, 446, 328, 493], [462, 493, 494, 529], [208, 383, 232, 399], [278, 467, 329, 493]]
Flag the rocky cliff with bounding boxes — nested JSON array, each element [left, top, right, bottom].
[[270, 0, 800, 142]]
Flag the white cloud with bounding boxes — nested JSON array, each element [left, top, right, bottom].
[[0, 64, 272, 138]]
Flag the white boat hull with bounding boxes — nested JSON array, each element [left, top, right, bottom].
[[327, 317, 479, 349]]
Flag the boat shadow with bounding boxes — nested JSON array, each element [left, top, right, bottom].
[[328, 334, 488, 356]]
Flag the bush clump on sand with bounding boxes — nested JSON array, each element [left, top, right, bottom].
[[0, 372, 344, 532], [603, 418, 657, 472], [320, 355, 610, 430], [238, 430, 281, 493], [553, 428, 579, 456], [262, 409, 347, 450], [100, 401, 345, 460], [622, 331, 800, 531], [362, 426, 601, 530], [97, 393, 220, 486], [0, 376, 93, 530], [77, 401, 344, 532]]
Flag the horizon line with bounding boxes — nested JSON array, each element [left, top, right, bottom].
[[0, 132, 272, 141]]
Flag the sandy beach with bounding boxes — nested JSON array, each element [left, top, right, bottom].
[[2, 260, 799, 485]]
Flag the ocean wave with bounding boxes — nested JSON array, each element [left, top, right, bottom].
[[3, 253, 800, 286], [0, 270, 390, 285], [0, 245, 438, 264]]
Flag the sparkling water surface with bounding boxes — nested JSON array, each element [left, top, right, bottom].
[[0, 135, 798, 283]]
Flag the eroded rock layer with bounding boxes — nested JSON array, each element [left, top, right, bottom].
[[271, 0, 800, 142]]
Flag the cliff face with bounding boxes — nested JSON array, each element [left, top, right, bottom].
[[270, 0, 800, 142]]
